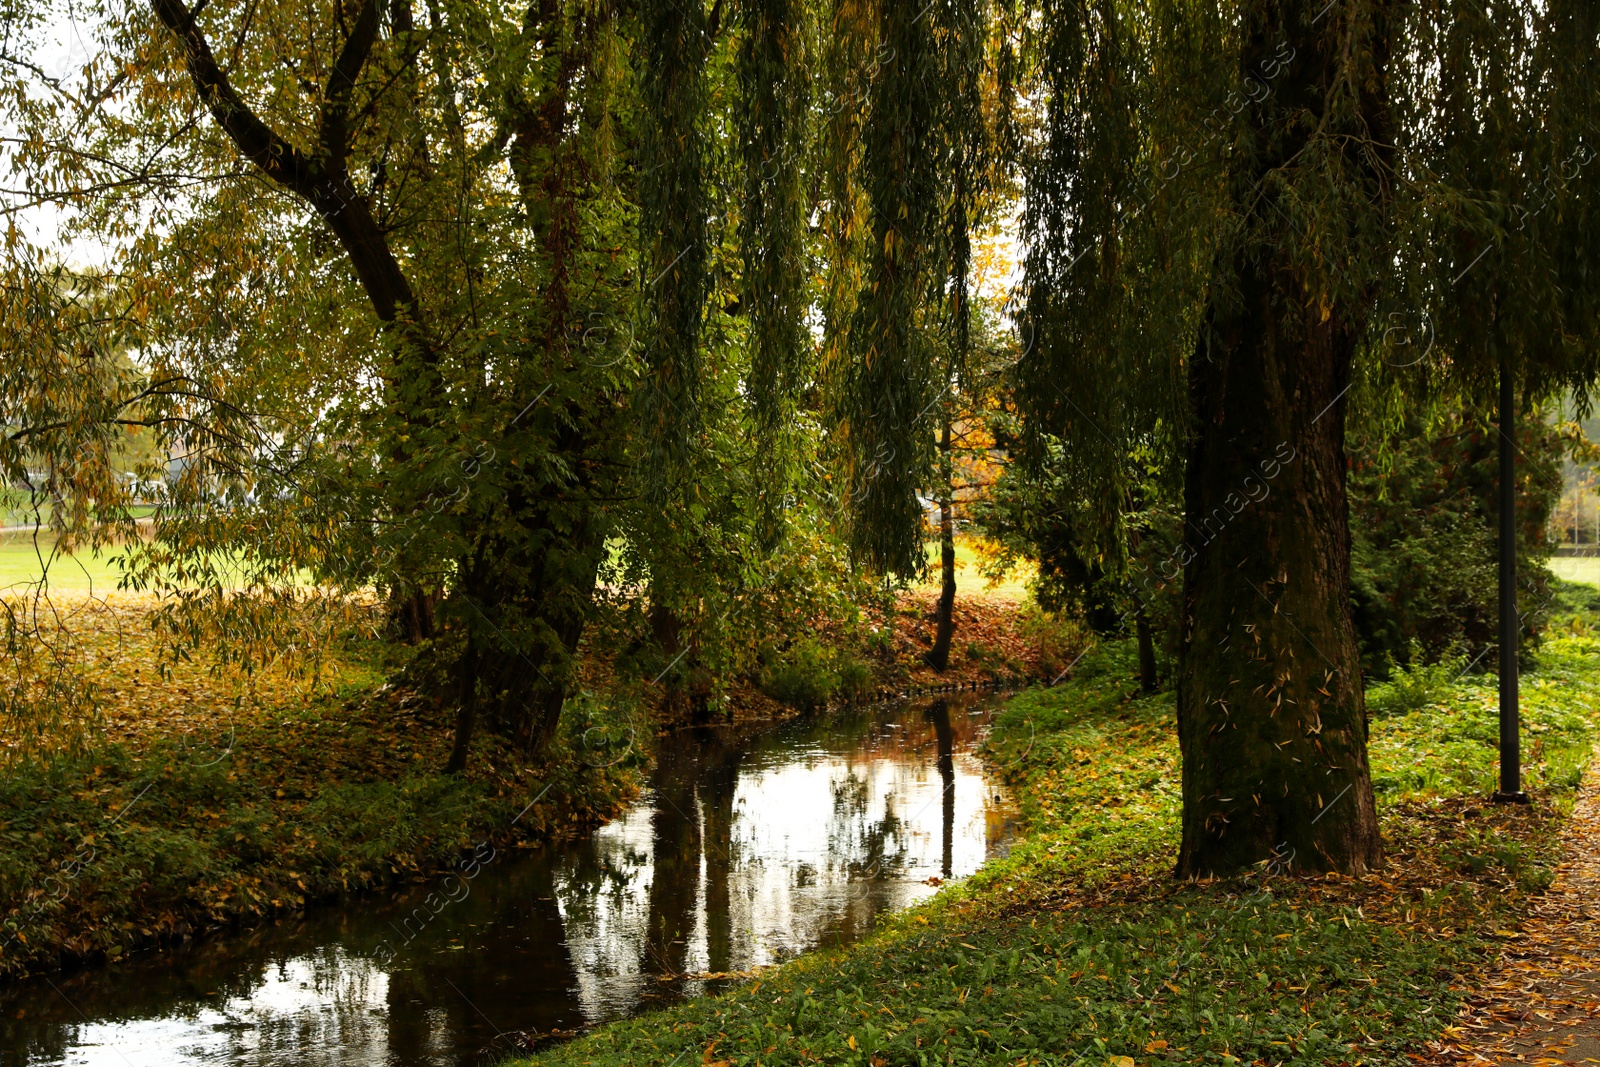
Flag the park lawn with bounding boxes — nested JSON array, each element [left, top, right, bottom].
[[919, 535, 1036, 601], [513, 593, 1600, 1067], [1549, 555, 1600, 589], [0, 533, 127, 596], [0, 528, 317, 597]]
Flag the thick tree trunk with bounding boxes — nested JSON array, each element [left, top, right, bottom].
[[482, 531, 605, 756], [927, 419, 956, 672], [1175, 0, 1388, 877], [447, 480, 608, 767], [1178, 297, 1380, 876]]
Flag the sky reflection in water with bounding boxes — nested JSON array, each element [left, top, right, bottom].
[[0, 696, 1015, 1067]]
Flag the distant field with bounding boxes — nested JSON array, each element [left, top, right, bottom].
[[0, 534, 129, 596], [1551, 556, 1600, 588], [920, 535, 1034, 599], [4, 527, 1035, 601], [0, 532, 275, 596]]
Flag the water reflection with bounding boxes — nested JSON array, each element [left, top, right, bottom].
[[0, 695, 1015, 1067]]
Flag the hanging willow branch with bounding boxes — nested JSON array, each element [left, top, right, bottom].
[[834, 0, 993, 577], [739, 0, 813, 532], [637, 0, 714, 492]]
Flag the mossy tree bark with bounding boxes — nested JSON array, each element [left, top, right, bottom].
[[1175, 0, 1388, 877]]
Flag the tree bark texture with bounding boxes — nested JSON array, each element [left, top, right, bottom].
[[1176, 0, 1390, 876]]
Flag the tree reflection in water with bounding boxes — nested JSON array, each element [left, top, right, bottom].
[[0, 696, 1014, 1067]]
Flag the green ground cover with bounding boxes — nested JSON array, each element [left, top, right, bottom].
[[0, 676, 638, 978], [514, 586, 1600, 1067]]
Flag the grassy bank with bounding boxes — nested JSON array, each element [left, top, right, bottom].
[[513, 589, 1600, 1067], [0, 592, 644, 980], [0, 679, 639, 980]]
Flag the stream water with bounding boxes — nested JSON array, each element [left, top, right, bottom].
[[0, 694, 1016, 1067]]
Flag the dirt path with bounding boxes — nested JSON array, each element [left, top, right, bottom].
[[1425, 749, 1600, 1065]]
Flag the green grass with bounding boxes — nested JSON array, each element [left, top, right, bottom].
[[512, 594, 1600, 1067], [0, 535, 128, 595], [918, 536, 1034, 600], [0, 532, 315, 596], [1549, 555, 1600, 588]]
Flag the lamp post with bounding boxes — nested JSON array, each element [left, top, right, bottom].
[[1494, 352, 1528, 804]]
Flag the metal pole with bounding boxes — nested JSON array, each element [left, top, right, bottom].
[[1495, 353, 1527, 803]]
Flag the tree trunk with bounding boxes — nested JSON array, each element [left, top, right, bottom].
[[927, 418, 956, 672], [393, 586, 438, 645], [1175, 0, 1389, 877], [448, 479, 608, 767], [445, 635, 480, 774], [1135, 607, 1158, 694], [651, 598, 713, 724]]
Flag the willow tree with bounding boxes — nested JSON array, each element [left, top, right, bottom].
[[1017, 0, 1600, 875], [3, 0, 641, 766], [821, 0, 995, 584]]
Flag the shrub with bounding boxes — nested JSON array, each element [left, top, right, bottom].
[[1016, 603, 1089, 681], [1366, 641, 1466, 715], [1348, 408, 1560, 679], [834, 655, 874, 704], [761, 638, 838, 711]]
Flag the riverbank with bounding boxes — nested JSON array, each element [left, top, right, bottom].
[[513, 588, 1600, 1067], [0, 669, 639, 980], [0, 589, 639, 981], [0, 581, 1046, 982]]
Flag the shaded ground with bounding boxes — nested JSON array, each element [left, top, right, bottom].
[[1425, 749, 1600, 1066]]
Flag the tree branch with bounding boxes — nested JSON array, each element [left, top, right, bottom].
[[318, 0, 381, 176], [149, 0, 434, 353], [148, 0, 319, 201]]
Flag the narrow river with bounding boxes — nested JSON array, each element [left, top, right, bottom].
[[0, 694, 1015, 1066]]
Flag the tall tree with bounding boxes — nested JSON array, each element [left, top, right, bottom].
[[1015, 0, 1600, 874], [4, 0, 639, 766]]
